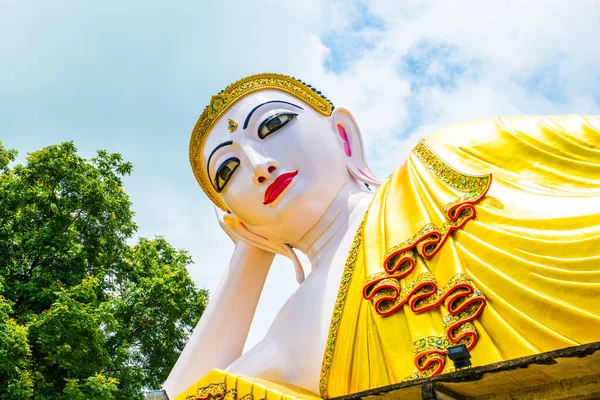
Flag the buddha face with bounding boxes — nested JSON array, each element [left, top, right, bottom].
[[202, 90, 350, 243]]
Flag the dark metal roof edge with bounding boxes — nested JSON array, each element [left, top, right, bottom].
[[332, 341, 600, 400]]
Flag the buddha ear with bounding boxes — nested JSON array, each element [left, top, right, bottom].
[[214, 207, 305, 284], [330, 108, 382, 187]]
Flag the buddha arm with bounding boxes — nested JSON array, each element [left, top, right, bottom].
[[163, 243, 275, 398]]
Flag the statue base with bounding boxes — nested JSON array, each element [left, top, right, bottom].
[[334, 342, 600, 400]]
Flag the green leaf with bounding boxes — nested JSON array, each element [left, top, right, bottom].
[[0, 142, 208, 399]]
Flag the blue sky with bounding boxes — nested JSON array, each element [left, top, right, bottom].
[[2, 0, 600, 349]]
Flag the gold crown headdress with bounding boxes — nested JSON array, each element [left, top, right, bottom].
[[189, 73, 335, 211]]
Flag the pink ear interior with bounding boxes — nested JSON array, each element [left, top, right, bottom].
[[337, 124, 352, 157]]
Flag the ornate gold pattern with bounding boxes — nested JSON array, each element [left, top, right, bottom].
[[358, 141, 491, 382], [402, 361, 455, 382], [384, 224, 437, 265], [186, 382, 229, 400], [364, 251, 417, 300], [405, 332, 473, 382], [415, 350, 446, 376], [227, 118, 238, 133], [413, 335, 452, 354], [190, 73, 335, 211], [383, 195, 481, 264], [357, 142, 490, 382], [404, 301, 482, 381], [363, 271, 486, 381], [364, 271, 438, 316], [184, 382, 254, 400], [385, 249, 416, 274], [319, 215, 367, 399], [413, 140, 491, 194], [224, 390, 237, 400]]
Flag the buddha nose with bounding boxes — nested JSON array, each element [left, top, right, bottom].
[[243, 145, 278, 185]]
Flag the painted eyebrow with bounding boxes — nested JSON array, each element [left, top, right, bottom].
[[243, 100, 303, 129], [207, 140, 233, 175]]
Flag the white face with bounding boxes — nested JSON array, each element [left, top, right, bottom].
[[203, 90, 350, 244]]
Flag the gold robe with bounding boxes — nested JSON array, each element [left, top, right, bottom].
[[176, 115, 600, 400], [321, 115, 600, 398]]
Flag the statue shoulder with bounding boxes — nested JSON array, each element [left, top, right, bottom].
[[424, 114, 600, 150], [420, 115, 600, 176]]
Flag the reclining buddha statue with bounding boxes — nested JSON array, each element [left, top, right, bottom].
[[163, 73, 600, 400]]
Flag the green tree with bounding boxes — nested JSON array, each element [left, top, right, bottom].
[[0, 141, 208, 399]]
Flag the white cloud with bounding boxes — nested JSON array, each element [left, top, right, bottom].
[[304, 0, 600, 177]]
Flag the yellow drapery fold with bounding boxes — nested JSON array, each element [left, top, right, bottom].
[[321, 115, 600, 398]]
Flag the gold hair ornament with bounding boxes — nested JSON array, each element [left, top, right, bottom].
[[227, 118, 238, 133], [189, 73, 335, 211]]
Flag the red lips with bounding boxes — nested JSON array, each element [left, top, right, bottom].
[[263, 171, 298, 205]]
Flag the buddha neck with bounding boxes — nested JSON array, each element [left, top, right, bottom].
[[293, 179, 373, 264]]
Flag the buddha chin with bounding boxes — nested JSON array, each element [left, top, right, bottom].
[[241, 170, 350, 245]]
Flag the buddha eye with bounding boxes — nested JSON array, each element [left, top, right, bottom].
[[258, 112, 297, 139], [214, 157, 240, 192]]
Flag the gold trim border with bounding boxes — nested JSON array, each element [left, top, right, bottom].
[[319, 215, 367, 398], [413, 140, 491, 195]]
